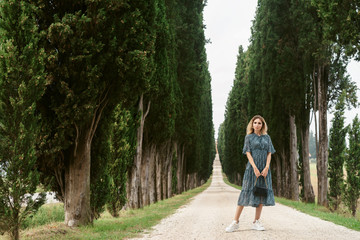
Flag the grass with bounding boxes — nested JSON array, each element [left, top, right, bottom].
[[222, 172, 241, 190], [0, 177, 211, 240], [222, 169, 360, 232], [22, 203, 65, 229], [274, 197, 360, 231], [310, 162, 318, 197]]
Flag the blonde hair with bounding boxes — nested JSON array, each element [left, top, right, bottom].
[[246, 115, 268, 135]]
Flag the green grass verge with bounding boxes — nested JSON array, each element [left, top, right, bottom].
[[9, 177, 211, 240], [222, 172, 241, 190], [274, 197, 360, 231], [221, 173, 359, 231]]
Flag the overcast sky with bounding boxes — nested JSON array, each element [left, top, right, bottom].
[[203, 0, 360, 138]]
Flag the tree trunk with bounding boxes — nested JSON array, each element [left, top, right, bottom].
[[185, 174, 189, 190], [65, 129, 92, 227], [282, 149, 291, 198], [141, 146, 150, 206], [127, 94, 150, 209], [289, 114, 299, 200], [149, 144, 156, 204], [156, 149, 162, 201], [301, 123, 315, 203], [352, 204, 357, 217], [167, 142, 173, 198], [162, 142, 170, 200], [275, 155, 282, 196], [10, 222, 19, 240], [317, 64, 329, 207], [177, 144, 185, 193]]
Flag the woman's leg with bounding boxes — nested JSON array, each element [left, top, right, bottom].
[[254, 204, 263, 222], [234, 205, 244, 222]]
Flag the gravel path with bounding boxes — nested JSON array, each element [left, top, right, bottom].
[[131, 154, 360, 240]]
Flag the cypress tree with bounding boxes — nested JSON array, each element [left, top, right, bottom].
[[107, 105, 137, 217], [143, 0, 178, 145], [247, 0, 301, 199], [89, 110, 112, 219], [34, 0, 156, 226], [223, 46, 248, 185], [175, 0, 214, 185], [328, 92, 347, 210], [0, 1, 46, 239], [344, 115, 360, 216], [126, 0, 180, 208], [199, 64, 215, 181], [314, 0, 360, 59]]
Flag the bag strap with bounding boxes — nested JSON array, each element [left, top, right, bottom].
[[254, 176, 268, 188]]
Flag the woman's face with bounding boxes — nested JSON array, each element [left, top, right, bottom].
[[253, 118, 263, 132]]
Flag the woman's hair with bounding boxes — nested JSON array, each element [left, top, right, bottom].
[[246, 115, 268, 135]]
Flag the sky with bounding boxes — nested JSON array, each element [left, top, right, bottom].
[[203, 0, 360, 138]]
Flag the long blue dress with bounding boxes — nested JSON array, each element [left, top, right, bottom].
[[237, 133, 276, 207]]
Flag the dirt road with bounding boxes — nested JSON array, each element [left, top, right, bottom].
[[131, 155, 359, 240]]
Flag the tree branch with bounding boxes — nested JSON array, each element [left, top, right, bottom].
[[144, 100, 151, 120], [90, 98, 109, 143], [89, 88, 110, 141]]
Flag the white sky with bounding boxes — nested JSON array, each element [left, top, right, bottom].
[[203, 0, 360, 138]]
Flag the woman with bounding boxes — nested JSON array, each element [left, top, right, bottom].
[[225, 115, 275, 232]]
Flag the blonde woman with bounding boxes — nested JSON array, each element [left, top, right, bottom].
[[225, 115, 275, 232]]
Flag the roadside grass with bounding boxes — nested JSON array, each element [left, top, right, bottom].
[[0, 177, 211, 240], [274, 197, 360, 231], [22, 203, 65, 229], [222, 170, 360, 231], [222, 172, 241, 190]]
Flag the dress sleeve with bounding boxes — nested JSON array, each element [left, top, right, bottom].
[[267, 135, 276, 154], [242, 135, 251, 155]]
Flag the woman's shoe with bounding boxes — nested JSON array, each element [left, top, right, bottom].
[[252, 219, 265, 231], [225, 220, 239, 232]]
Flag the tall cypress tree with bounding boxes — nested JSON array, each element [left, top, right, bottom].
[[223, 46, 248, 185], [328, 92, 347, 210], [344, 115, 360, 216], [247, 0, 302, 199], [0, 1, 46, 239], [34, 0, 156, 226], [175, 0, 214, 182], [107, 105, 137, 217], [198, 62, 215, 181]]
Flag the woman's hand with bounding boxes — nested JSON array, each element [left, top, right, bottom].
[[253, 167, 261, 177], [261, 167, 269, 178]]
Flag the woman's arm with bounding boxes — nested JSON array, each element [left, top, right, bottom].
[[246, 152, 261, 177], [261, 152, 272, 177]]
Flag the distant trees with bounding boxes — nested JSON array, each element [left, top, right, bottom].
[[309, 131, 316, 159], [218, 0, 358, 208], [125, 0, 215, 209]]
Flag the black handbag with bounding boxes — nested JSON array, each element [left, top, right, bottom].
[[253, 176, 268, 197]]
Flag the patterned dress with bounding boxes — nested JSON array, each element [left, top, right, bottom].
[[237, 133, 276, 207]]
